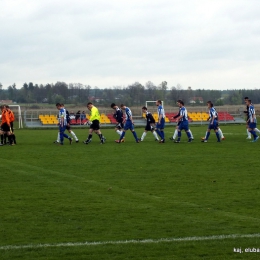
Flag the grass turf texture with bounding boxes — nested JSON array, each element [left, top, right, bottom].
[[1, 125, 260, 259]]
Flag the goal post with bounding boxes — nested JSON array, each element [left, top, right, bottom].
[[10, 105, 23, 128]]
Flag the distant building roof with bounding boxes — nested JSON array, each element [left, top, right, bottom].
[[0, 100, 12, 104]]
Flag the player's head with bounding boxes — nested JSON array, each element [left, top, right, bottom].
[[244, 97, 249, 104], [178, 100, 184, 107], [120, 104, 126, 110], [0, 105, 6, 111], [142, 106, 147, 112], [245, 99, 251, 105], [156, 100, 162, 106], [60, 103, 64, 107], [176, 99, 182, 106], [207, 101, 213, 108], [87, 102, 93, 111], [111, 103, 116, 109], [56, 103, 61, 109]]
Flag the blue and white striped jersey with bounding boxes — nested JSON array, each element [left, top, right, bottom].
[[157, 105, 165, 119], [209, 107, 218, 121], [248, 104, 256, 123], [58, 108, 68, 126], [125, 107, 133, 121], [179, 107, 188, 121]]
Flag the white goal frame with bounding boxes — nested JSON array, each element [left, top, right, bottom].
[[10, 105, 23, 128]]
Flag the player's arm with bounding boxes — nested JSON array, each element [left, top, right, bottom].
[[158, 108, 163, 123], [175, 112, 183, 122]]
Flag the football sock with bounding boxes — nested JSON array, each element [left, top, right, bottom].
[[0, 134, 3, 143], [250, 130, 257, 138], [13, 134, 16, 144], [206, 132, 210, 140], [216, 131, 220, 141], [8, 135, 13, 144], [141, 132, 147, 141], [160, 130, 164, 139], [156, 129, 163, 139], [153, 131, 159, 140], [186, 131, 191, 139], [189, 130, 193, 139], [218, 128, 224, 138], [255, 128, 260, 133], [59, 132, 64, 143], [177, 131, 181, 141], [132, 131, 138, 141], [116, 130, 122, 135], [119, 131, 125, 141], [204, 131, 207, 139], [247, 129, 251, 138], [57, 132, 60, 142], [70, 131, 78, 140], [173, 129, 178, 139], [98, 134, 103, 140], [87, 134, 93, 141], [63, 133, 69, 139]]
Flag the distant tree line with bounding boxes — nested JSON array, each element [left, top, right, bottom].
[[0, 81, 259, 106]]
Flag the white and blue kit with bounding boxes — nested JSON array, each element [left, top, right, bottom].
[[156, 105, 165, 129], [248, 104, 257, 129], [124, 107, 134, 131], [118, 107, 139, 142], [247, 104, 259, 141], [58, 108, 70, 144], [175, 106, 192, 142], [208, 107, 218, 130], [178, 107, 189, 131]]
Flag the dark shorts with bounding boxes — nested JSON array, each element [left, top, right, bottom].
[[124, 121, 134, 131], [59, 125, 66, 132], [90, 120, 100, 130], [156, 118, 165, 130], [249, 122, 257, 129], [66, 124, 71, 131], [145, 124, 155, 131], [1, 123, 11, 132], [116, 122, 124, 129], [178, 121, 189, 131], [208, 121, 219, 130]]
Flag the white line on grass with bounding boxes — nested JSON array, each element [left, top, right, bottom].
[[1, 233, 260, 251]]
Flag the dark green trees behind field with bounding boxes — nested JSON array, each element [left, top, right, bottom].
[[0, 81, 259, 105]]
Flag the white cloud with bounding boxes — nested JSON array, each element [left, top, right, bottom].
[[0, 0, 260, 89]]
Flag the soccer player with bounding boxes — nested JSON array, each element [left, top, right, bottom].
[[245, 99, 259, 142], [83, 102, 106, 144], [4, 105, 16, 144], [115, 104, 139, 143], [54, 104, 79, 143], [139, 106, 159, 141], [244, 97, 260, 139], [56, 103, 72, 145], [201, 101, 221, 143], [110, 103, 125, 142], [155, 100, 166, 143], [0, 105, 14, 146], [174, 101, 192, 143], [170, 100, 194, 141]]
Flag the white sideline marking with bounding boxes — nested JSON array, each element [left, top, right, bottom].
[[1, 233, 260, 251]]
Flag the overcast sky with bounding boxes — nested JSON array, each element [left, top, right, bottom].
[[1, 0, 260, 90]]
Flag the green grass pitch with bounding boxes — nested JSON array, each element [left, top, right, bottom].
[[1, 125, 260, 259]]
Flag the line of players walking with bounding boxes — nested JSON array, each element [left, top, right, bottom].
[[54, 97, 259, 145]]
